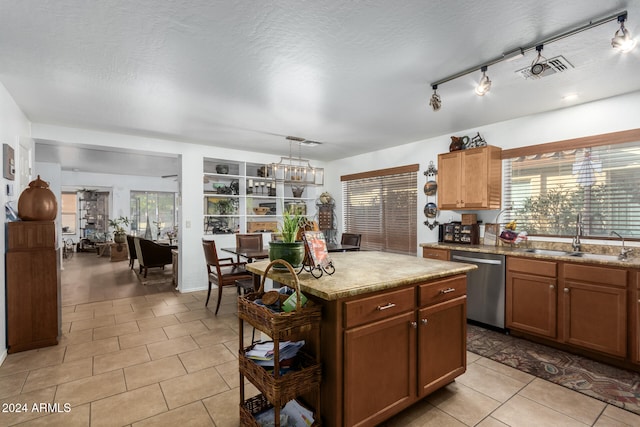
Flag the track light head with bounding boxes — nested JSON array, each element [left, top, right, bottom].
[[530, 45, 549, 76], [475, 66, 491, 96], [429, 85, 442, 111], [612, 13, 636, 52]]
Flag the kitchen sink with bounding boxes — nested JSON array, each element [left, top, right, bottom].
[[567, 252, 623, 261], [519, 248, 571, 256], [516, 249, 624, 261]]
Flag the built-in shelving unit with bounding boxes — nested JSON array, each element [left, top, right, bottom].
[[203, 158, 321, 235], [78, 190, 109, 250]]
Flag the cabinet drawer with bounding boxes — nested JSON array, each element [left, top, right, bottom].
[[507, 256, 556, 277], [419, 275, 466, 307], [344, 287, 415, 329], [422, 247, 449, 260], [563, 263, 627, 287]]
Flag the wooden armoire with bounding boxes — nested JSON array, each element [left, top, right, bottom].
[[6, 221, 61, 353]]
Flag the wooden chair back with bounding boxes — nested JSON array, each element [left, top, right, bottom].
[[235, 233, 263, 251], [202, 239, 222, 271]]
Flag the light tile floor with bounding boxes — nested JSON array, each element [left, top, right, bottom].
[[1, 252, 639, 426]]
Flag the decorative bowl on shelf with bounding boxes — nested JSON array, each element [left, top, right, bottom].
[[253, 207, 270, 215]]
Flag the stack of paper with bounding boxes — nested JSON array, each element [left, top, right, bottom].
[[245, 340, 305, 367], [253, 399, 314, 427]]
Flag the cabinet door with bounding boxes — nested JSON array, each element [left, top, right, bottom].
[[344, 311, 416, 427], [7, 249, 59, 352], [460, 148, 489, 208], [418, 296, 466, 398], [562, 281, 627, 357], [506, 271, 557, 338], [437, 152, 461, 209]]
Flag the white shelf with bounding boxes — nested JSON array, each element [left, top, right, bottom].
[[204, 157, 319, 235]]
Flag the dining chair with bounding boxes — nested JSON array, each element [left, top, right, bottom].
[[126, 234, 137, 269], [341, 233, 362, 250], [202, 239, 253, 315], [234, 233, 263, 262]]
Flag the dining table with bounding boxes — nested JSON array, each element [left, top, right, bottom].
[[221, 242, 360, 263], [221, 243, 361, 291]]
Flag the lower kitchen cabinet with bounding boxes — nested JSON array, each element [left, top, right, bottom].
[[323, 274, 468, 426], [344, 311, 416, 427], [507, 256, 631, 360], [561, 263, 628, 358], [506, 257, 557, 338], [418, 296, 466, 397]]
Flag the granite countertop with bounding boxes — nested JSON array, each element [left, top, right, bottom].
[[245, 251, 477, 301], [420, 242, 640, 268]]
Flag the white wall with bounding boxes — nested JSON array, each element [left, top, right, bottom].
[[325, 90, 640, 254], [0, 82, 33, 363]]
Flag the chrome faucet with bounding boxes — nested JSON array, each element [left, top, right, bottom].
[[610, 231, 634, 260], [571, 214, 583, 252]]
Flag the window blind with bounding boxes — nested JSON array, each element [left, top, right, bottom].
[[342, 165, 418, 254], [503, 140, 640, 238]]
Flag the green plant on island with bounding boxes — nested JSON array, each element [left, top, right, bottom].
[[278, 209, 304, 243]]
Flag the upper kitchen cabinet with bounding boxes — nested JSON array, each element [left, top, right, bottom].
[[438, 145, 502, 210]]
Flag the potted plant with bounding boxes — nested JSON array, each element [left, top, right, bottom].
[[268, 209, 305, 269], [108, 216, 130, 243]]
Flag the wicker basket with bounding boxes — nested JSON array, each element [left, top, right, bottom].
[[239, 348, 321, 405], [238, 259, 321, 340], [240, 394, 273, 427], [240, 394, 321, 427]]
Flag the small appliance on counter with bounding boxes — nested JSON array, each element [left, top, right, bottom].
[[438, 222, 480, 245]]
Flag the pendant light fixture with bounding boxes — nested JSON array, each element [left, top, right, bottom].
[[270, 136, 324, 185], [611, 13, 637, 52], [475, 66, 491, 96]]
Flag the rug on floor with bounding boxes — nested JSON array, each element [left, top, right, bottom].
[[467, 324, 640, 415], [134, 267, 175, 286]]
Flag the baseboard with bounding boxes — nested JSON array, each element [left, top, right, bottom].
[[0, 348, 7, 366]]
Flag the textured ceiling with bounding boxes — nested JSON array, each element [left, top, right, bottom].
[[1, 1, 639, 175]]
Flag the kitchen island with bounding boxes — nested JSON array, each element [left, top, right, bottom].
[[246, 251, 477, 427]]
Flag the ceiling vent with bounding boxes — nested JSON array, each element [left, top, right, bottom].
[[516, 55, 574, 79]]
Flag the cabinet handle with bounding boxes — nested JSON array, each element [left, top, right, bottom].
[[439, 288, 455, 294], [410, 321, 417, 328], [549, 284, 555, 289], [564, 288, 569, 293], [421, 318, 428, 325], [376, 303, 396, 311]]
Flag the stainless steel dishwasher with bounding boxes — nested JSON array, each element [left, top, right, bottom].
[[450, 250, 506, 329]]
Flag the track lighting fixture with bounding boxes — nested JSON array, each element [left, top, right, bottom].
[[428, 10, 631, 111], [475, 66, 491, 96], [612, 13, 636, 52], [530, 45, 548, 76], [429, 85, 441, 111]]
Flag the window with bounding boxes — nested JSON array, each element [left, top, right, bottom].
[[130, 191, 178, 240], [503, 129, 640, 238], [342, 164, 418, 255], [61, 192, 77, 234]]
